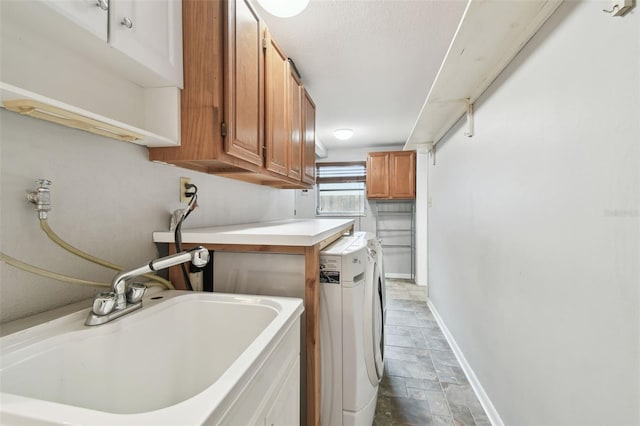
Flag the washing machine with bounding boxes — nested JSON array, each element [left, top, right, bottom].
[[320, 235, 384, 426], [358, 232, 386, 385], [360, 232, 387, 331]]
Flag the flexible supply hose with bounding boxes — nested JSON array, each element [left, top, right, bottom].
[[175, 183, 199, 291], [39, 219, 174, 290], [1, 252, 109, 287], [1, 252, 167, 288]]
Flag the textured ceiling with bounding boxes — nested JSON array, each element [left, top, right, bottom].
[[251, 0, 468, 151]]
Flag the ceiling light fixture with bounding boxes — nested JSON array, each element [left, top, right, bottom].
[[333, 128, 354, 140], [257, 0, 310, 18]]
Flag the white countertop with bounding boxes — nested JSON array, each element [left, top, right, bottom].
[[153, 218, 354, 247]]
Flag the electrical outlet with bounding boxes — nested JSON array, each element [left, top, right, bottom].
[[180, 177, 191, 203]]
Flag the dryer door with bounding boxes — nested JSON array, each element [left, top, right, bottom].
[[363, 255, 385, 385]]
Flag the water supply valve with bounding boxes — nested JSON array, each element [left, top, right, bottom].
[[26, 179, 52, 219]]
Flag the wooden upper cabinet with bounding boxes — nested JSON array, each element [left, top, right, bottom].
[[224, 0, 264, 167], [264, 30, 289, 176], [148, 0, 315, 189], [366, 151, 416, 199], [288, 64, 303, 181], [301, 89, 316, 185], [366, 152, 390, 198], [389, 151, 416, 199]]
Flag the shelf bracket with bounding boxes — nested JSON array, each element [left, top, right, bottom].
[[464, 99, 474, 138], [602, 0, 636, 16], [426, 142, 436, 166]]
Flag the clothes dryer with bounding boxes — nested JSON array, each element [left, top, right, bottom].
[[356, 232, 386, 389], [320, 235, 383, 426], [360, 232, 387, 342], [359, 232, 387, 321]]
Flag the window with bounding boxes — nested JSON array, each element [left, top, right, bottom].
[[316, 162, 366, 216]]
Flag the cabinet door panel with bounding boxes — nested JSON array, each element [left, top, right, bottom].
[[390, 151, 416, 199], [288, 66, 302, 181], [302, 89, 316, 185], [366, 153, 389, 198], [265, 33, 289, 176], [109, 0, 183, 86], [265, 357, 300, 426], [224, 0, 264, 167]]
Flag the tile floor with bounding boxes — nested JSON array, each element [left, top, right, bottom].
[[373, 279, 491, 426]]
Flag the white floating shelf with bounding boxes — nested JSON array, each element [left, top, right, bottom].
[[0, 82, 177, 147], [404, 0, 563, 150], [0, 2, 181, 148]]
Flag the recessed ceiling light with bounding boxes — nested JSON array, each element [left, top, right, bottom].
[[333, 129, 354, 140], [257, 0, 309, 18]]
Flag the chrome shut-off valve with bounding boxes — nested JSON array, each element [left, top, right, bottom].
[[26, 179, 52, 219]]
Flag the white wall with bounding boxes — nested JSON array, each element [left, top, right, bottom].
[[427, 2, 639, 425], [0, 111, 295, 323]]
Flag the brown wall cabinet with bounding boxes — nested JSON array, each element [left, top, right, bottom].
[[264, 30, 289, 177], [366, 151, 416, 199], [288, 63, 303, 181], [149, 0, 315, 189], [301, 89, 316, 185]]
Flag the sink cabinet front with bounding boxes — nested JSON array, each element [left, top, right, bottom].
[[210, 318, 301, 425]]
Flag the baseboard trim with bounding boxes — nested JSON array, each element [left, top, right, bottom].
[[427, 299, 504, 426], [385, 273, 413, 280]]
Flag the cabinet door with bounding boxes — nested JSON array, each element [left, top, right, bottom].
[[390, 151, 416, 199], [288, 64, 303, 181], [109, 0, 183, 87], [264, 30, 289, 176], [42, 0, 108, 41], [224, 0, 264, 167], [265, 357, 300, 426], [301, 89, 316, 185], [366, 152, 389, 198]]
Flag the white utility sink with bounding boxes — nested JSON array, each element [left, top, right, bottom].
[[0, 291, 303, 425]]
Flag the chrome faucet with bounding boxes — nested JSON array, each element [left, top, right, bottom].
[[85, 246, 210, 326]]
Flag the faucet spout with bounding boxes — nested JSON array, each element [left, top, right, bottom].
[[111, 246, 209, 309], [86, 246, 210, 325]]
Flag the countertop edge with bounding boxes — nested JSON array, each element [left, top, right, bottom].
[[152, 219, 354, 247]]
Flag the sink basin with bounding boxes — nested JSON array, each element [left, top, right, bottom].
[[0, 291, 303, 425]]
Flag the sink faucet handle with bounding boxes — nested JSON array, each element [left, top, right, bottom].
[[189, 246, 210, 268], [126, 282, 147, 304], [92, 291, 116, 316]]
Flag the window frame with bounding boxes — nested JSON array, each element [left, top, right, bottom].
[[315, 161, 367, 217]]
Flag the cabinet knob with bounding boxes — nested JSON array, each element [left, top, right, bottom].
[[96, 0, 108, 10], [121, 17, 133, 29]]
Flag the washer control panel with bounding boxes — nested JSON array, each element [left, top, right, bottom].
[[320, 255, 341, 284]]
